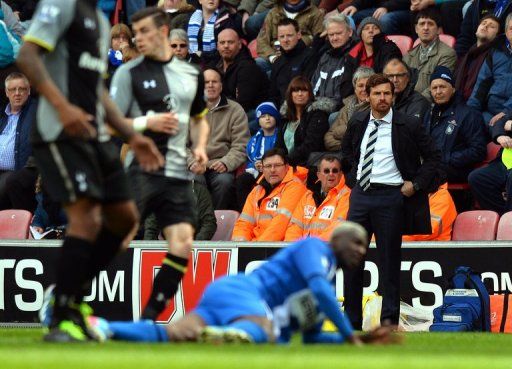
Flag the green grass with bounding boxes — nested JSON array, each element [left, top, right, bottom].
[[1, 328, 512, 369]]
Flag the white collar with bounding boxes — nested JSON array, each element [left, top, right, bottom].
[[370, 108, 393, 124]]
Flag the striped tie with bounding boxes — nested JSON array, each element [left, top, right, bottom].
[[359, 120, 381, 191]]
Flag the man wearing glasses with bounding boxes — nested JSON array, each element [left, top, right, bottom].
[[0, 72, 36, 209], [232, 148, 306, 241], [382, 58, 430, 121], [285, 154, 351, 241]]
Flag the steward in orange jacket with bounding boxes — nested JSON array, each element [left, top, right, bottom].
[[232, 149, 307, 241], [403, 183, 457, 241]]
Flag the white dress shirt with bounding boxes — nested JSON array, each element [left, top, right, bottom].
[[356, 108, 403, 185]]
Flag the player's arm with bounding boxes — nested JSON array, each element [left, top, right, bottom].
[[17, 42, 96, 139], [101, 91, 164, 172], [189, 71, 209, 167]]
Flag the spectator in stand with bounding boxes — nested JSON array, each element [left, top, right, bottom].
[[268, 18, 316, 107], [0, 72, 36, 210], [189, 67, 250, 210], [348, 17, 402, 73], [187, 0, 242, 64], [285, 154, 351, 241], [403, 8, 457, 99], [31, 175, 67, 238], [341, 0, 411, 35], [383, 58, 430, 121], [0, 1, 24, 38], [159, 0, 195, 30], [468, 113, 512, 215], [169, 29, 202, 64], [256, 0, 324, 75], [238, 0, 275, 41], [425, 66, 487, 183], [410, 0, 468, 38], [310, 14, 358, 116], [235, 101, 280, 212], [402, 183, 457, 241], [468, 13, 512, 128], [455, 14, 500, 101], [216, 28, 269, 132], [107, 24, 134, 87], [455, 0, 512, 57], [232, 148, 307, 241], [276, 75, 331, 167], [324, 66, 373, 152]]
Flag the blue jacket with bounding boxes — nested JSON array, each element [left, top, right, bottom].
[[468, 36, 512, 119], [246, 128, 278, 171], [0, 97, 37, 170], [425, 94, 487, 172]]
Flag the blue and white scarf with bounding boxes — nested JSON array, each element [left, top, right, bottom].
[[187, 9, 218, 54]]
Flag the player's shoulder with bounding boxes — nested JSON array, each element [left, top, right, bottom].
[[291, 237, 328, 253], [115, 56, 145, 75]]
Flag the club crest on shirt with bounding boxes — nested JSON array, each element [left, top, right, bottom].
[[319, 206, 334, 220], [266, 197, 280, 211], [37, 4, 60, 23], [445, 120, 457, 135], [304, 205, 316, 219], [163, 93, 179, 112]]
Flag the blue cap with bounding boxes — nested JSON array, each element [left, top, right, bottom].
[[255, 102, 280, 124]]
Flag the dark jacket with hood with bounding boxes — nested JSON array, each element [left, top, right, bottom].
[[394, 68, 431, 122], [349, 32, 402, 73], [276, 98, 334, 166], [216, 45, 269, 111], [269, 39, 316, 106]]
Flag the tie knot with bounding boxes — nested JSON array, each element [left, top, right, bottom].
[[373, 119, 381, 128]]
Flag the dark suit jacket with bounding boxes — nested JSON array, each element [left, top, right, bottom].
[[341, 109, 442, 235]]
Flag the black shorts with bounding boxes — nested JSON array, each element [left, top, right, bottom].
[[33, 140, 132, 204], [130, 170, 196, 229]]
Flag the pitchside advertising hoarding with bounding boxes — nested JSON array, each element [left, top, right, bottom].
[[1, 240, 511, 325]]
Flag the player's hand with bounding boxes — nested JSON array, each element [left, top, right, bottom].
[[497, 135, 512, 149], [401, 181, 416, 197], [347, 335, 364, 346], [147, 112, 180, 135], [341, 5, 357, 16], [129, 134, 164, 172], [58, 103, 97, 139], [373, 7, 388, 20], [209, 160, 228, 173], [359, 326, 402, 345], [189, 161, 207, 175], [490, 112, 506, 127], [193, 146, 208, 166]]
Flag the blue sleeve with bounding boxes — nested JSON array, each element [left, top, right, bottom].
[[303, 331, 346, 344], [291, 239, 330, 280], [308, 275, 354, 339], [448, 110, 487, 167]]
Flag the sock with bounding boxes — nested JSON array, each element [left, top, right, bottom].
[[228, 320, 268, 343], [140, 253, 189, 320], [52, 236, 94, 323], [78, 226, 124, 300], [109, 321, 169, 342]]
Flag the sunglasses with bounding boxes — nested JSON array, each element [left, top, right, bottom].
[[321, 168, 340, 174], [170, 43, 187, 48]]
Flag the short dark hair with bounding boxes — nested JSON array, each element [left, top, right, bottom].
[[203, 66, 223, 80], [365, 73, 395, 95], [277, 18, 300, 33], [480, 13, 500, 27], [262, 148, 289, 165], [415, 7, 441, 27], [318, 154, 342, 167], [131, 6, 169, 33], [285, 75, 313, 121]]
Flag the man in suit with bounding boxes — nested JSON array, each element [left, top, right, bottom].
[[341, 74, 441, 329]]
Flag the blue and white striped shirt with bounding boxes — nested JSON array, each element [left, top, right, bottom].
[[0, 104, 20, 170]]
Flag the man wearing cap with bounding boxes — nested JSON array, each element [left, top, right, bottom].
[[348, 17, 402, 73], [425, 66, 487, 183], [341, 0, 410, 35], [188, 67, 250, 210]]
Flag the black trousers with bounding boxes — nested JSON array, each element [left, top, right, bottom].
[[344, 184, 404, 329]]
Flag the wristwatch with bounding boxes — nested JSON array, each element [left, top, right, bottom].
[[412, 182, 421, 192]]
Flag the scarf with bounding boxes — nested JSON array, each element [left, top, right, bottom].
[[187, 9, 218, 53], [283, 0, 308, 14], [246, 128, 278, 176]]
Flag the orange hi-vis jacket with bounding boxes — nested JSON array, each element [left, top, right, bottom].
[[232, 167, 307, 241], [285, 176, 351, 242], [403, 183, 457, 241]]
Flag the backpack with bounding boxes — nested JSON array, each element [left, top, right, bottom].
[[430, 266, 490, 332]]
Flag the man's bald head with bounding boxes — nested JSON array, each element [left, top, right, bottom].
[[217, 28, 242, 62]]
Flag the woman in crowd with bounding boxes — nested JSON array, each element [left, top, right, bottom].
[[169, 28, 202, 64]]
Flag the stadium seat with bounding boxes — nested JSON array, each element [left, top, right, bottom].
[[451, 210, 499, 241], [248, 39, 258, 59], [497, 211, 512, 240], [387, 35, 413, 55], [0, 209, 32, 239], [212, 210, 239, 241], [413, 34, 456, 48]]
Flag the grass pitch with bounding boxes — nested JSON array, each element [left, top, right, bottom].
[[1, 328, 512, 369]]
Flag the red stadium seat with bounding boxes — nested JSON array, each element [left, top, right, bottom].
[[451, 210, 499, 241], [248, 39, 258, 59], [413, 34, 456, 48], [0, 209, 32, 239], [211, 210, 239, 241], [497, 211, 512, 240], [387, 35, 413, 55]]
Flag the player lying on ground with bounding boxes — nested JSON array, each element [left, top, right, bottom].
[[89, 222, 399, 345]]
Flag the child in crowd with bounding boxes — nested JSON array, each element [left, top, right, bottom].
[[107, 23, 134, 86]]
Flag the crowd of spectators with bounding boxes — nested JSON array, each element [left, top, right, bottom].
[[2, 0, 512, 242]]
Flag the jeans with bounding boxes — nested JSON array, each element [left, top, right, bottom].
[[353, 8, 411, 35], [245, 10, 270, 40]]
